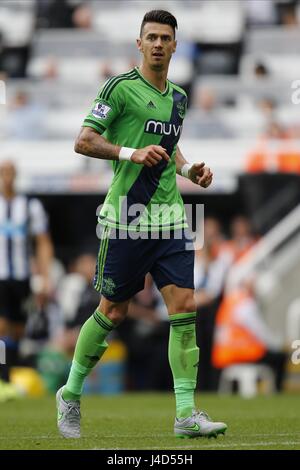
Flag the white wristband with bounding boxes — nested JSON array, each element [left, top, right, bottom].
[[119, 147, 136, 161], [181, 163, 192, 179]]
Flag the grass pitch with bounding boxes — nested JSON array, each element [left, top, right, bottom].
[[0, 392, 299, 450]]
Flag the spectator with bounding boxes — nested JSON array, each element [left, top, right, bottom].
[[36, 0, 79, 28], [194, 217, 229, 307], [43, 57, 60, 80], [0, 160, 53, 401], [254, 61, 270, 79], [222, 216, 258, 263], [212, 279, 287, 391], [72, 3, 93, 29], [257, 98, 288, 140], [194, 218, 231, 391], [280, 3, 299, 27], [21, 274, 63, 362], [6, 90, 46, 140], [56, 253, 99, 348], [64, 253, 99, 331], [182, 87, 234, 139]]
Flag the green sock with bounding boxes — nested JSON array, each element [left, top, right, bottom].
[[62, 310, 114, 401], [168, 312, 199, 419]]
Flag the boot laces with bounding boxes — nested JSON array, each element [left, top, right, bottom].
[[66, 402, 81, 424], [193, 410, 211, 421]]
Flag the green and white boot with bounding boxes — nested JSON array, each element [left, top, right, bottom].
[[174, 410, 227, 439], [56, 387, 81, 438]]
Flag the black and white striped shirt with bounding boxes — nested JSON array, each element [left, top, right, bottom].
[[0, 195, 48, 281]]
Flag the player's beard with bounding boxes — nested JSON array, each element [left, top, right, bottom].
[[150, 62, 165, 72], [149, 55, 170, 72]]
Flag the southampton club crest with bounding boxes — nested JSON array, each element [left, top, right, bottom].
[[176, 101, 186, 119], [92, 102, 112, 120], [101, 277, 116, 296]]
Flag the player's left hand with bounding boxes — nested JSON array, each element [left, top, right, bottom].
[[188, 163, 213, 188]]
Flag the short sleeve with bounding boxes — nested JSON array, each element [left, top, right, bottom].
[[82, 77, 124, 134], [28, 198, 48, 235]]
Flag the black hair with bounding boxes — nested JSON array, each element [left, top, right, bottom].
[[254, 62, 269, 76], [140, 10, 178, 38]]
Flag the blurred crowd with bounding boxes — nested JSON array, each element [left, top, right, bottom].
[[1, 0, 300, 151]]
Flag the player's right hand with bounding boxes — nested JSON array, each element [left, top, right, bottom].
[[131, 145, 170, 167]]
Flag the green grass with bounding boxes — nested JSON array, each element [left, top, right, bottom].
[[0, 393, 300, 450]]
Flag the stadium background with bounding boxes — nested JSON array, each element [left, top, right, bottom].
[[1, 0, 300, 442]]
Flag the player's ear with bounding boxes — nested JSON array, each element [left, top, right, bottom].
[[172, 39, 177, 54], [136, 38, 143, 53]]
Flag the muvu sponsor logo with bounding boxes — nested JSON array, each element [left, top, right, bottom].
[[144, 119, 183, 137]]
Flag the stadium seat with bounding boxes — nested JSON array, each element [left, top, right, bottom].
[[193, 76, 292, 106], [241, 53, 300, 80], [0, 0, 35, 47], [246, 27, 300, 55], [219, 364, 276, 398]]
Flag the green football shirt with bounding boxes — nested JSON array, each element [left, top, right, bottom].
[[82, 67, 188, 232]]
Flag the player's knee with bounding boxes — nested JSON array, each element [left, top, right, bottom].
[[106, 308, 127, 325], [98, 300, 128, 326], [171, 294, 196, 314]]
